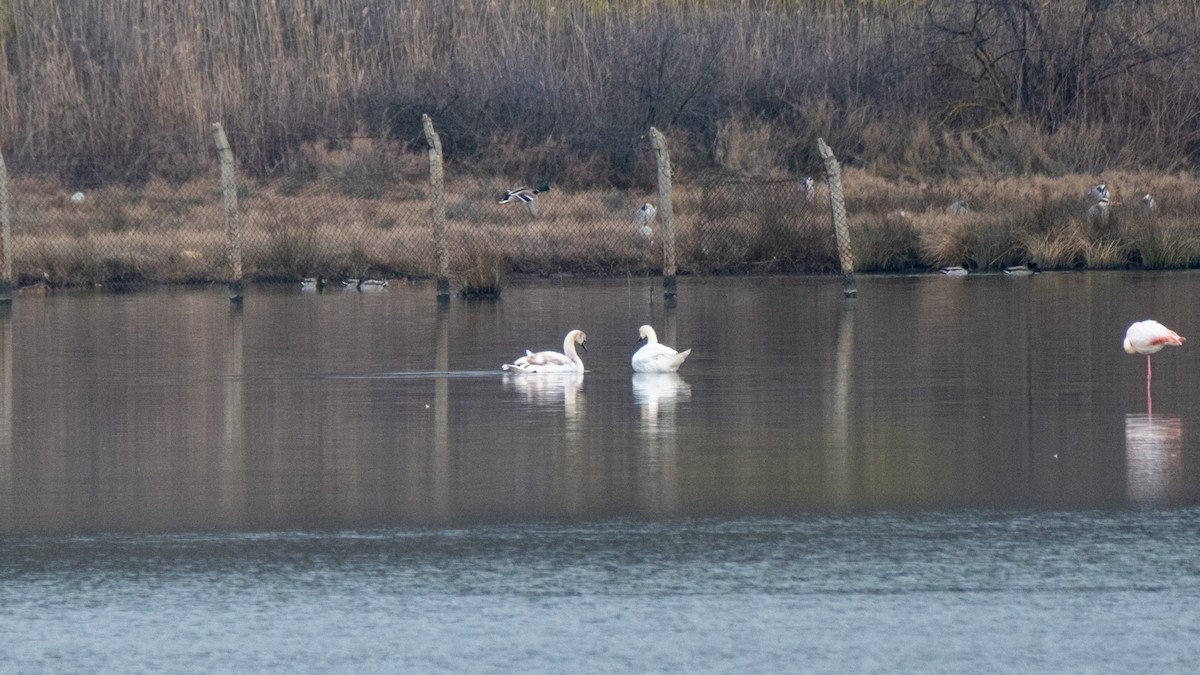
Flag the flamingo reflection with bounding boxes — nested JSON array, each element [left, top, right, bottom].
[[1124, 414, 1183, 505]]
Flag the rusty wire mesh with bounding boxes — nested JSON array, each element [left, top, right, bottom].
[[1, 148, 837, 288], [689, 177, 837, 274]]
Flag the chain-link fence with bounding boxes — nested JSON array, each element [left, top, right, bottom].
[[0, 136, 839, 291]]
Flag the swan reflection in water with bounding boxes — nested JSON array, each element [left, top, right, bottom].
[[632, 373, 692, 434], [1124, 414, 1183, 505], [503, 371, 585, 426]]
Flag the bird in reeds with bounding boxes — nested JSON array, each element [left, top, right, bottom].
[[1124, 320, 1185, 411], [1088, 183, 1112, 222], [498, 184, 550, 216], [502, 329, 588, 373], [947, 201, 970, 215], [631, 325, 691, 373], [803, 176, 815, 201], [1004, 261, 1041, 275], [634, 203, 656, 239], [940, 266, 968, 276], [1141, 193, 1156, 211]]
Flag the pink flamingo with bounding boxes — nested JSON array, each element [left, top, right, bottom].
[[1124, 320, 1185, 412]]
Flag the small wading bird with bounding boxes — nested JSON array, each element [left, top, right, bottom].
[[1124, 320, 1185, 411], [502, 329, 588, 373], [631, 324, 691, 373], [634, 203, 656, 239], [498, 184, 550, 216]]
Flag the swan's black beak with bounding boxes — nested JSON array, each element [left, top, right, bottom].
[[579, 341, 588, 352]]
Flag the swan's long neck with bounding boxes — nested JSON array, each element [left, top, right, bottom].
[[563, 334, 583, 367], [644, 328, 658, 345]]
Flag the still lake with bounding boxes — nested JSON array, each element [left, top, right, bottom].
[[3, 273, 1200, 671]]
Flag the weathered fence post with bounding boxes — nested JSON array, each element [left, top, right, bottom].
[[817, 138, 856, 297], [0, 149, 11, 303], [212, 123, 243, 304], [422, 114, 450, 301], [649, 127, 677, 299]]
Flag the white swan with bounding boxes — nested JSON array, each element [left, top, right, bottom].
[[502, 329, 587, 373], [631, 324, 691, 373]]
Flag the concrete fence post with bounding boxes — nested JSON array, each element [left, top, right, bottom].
[[817, 138, 856, 297], [649, 127, 677, 298], [422, 114, 450, 301], [212, 123, 243, 303]]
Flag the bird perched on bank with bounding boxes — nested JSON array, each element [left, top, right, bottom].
[[1004, 261, 1041, 275], [634, 203, 656, 239], [1141, 193, 1156, 211], [631, 324, 691, 373], [1088, 183, 1111, 222], [502, 329, 588, 373], [947, 201, 970, 215], [498, 184, 550, 216]]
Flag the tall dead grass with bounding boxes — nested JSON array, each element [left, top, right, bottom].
[[3, 1, 1199, 188]]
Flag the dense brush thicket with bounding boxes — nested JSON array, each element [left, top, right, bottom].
[[2, 0, 1199, 187]]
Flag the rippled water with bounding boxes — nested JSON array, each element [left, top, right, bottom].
[[5, 513, 1200, 672], [2, 273, 1200, 671]]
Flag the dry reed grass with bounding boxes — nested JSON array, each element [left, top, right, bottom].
[[11, 161, 1200, 287]]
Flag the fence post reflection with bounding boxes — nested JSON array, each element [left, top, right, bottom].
[[431, 304, 451, 521], [0, 307, 12, 526], [219, 304, 247, 526], [824, 302, 855, 507]]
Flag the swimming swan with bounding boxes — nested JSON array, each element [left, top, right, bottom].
[[502, 329, 587, 373], [631, 325, 691, 373]]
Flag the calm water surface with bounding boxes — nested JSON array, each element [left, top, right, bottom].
[[3, 273, 1200, 671]]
